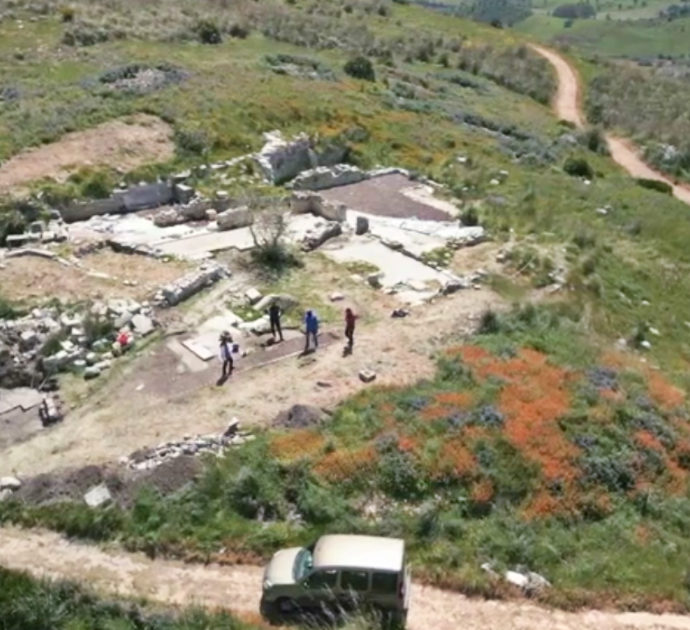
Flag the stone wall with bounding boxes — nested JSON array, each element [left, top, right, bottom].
[[61, 182, 173, 223], [290, 192, 346, 222], [62, 197, 125, 223]]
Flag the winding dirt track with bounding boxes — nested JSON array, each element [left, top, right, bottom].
[[1, 527, 690, 629], [530, 44, 690, 206]]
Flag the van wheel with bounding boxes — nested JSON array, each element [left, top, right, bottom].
[[276, 597, 297, 614]]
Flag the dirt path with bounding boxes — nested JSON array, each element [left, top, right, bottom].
[[530, 44, 690, 206], [1, 527, 689, 630], [0, 114, 174, 192]]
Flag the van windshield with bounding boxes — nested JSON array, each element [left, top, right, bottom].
[[293, 548, 313, 581]]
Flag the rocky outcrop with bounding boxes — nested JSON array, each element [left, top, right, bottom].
[[255, 130, 315, 184], [289, 164, 366, 191], [216, 207, 253, 231]]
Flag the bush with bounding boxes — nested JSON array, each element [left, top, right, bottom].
[[578, 127, 608, 154], [0, 207, 27, 245], [460, 206, 479, 226], [344, 56, 376, 82], [59, 5, 75, 22], [563, 156, 594, 179], [250, 211, 302, 273], [0, 295, 22, 319], [553, 2, 596, 18], [478, 309, 501, 334], [194, 19, 222, 44], [636, 178, 673, 195]]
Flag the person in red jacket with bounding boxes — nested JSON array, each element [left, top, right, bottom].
[[345, 308, 358, 350]]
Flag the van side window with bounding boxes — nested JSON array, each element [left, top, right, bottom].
[[340, 570, 369, 592], [371, 572, 398, 594], [306, 570, 338, 589]]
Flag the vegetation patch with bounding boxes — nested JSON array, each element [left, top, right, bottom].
[[4, 307, 689, 608], [0, 567, 262, 630]]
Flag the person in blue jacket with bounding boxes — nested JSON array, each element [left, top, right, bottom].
[[304, 309, 319, 353]]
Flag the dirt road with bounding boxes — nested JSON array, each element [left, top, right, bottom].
[[1, 527, 689, 630], [530, 44, 690, 206]]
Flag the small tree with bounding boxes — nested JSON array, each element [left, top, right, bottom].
[[250, 210, 301, 271], [344, 56, 375, 82]]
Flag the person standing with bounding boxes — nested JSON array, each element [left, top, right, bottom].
[[304, 310, 319, 353], [268, 302, 284, 342], [344, 307, 358, 350], [219, 331, 234, 379]]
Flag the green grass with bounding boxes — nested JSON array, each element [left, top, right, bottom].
[[514, 14, 690, 57], [0, 567, 262, 630]]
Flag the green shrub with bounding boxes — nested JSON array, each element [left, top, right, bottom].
[[478, 309, 501, 334], [344, 56, 376, 82], [563, 156, 594, 179], [194, 19, 222, 44], [460, 206, 479, 226], [636, 178, 673, 195], [0, 295, 22, 319]]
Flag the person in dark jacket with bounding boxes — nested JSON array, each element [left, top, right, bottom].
[[268, 302, 284, 342], [304, 310, 319, 353], [345, 307, 358, 350], [219, 331, 234, 379]]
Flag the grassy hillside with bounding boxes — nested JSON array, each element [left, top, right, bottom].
[[1, 0, 690, 614], [3, 307, 689, 608]]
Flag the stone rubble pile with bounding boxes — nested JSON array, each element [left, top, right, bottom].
[[154, 262, 227, 307], [121, 419, 254, 471], [0, 298, 158, 388]]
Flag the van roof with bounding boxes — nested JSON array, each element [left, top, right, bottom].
[[312, 535, 405, 573]]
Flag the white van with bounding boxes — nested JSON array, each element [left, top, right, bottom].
[[261, 534, 411, 625]]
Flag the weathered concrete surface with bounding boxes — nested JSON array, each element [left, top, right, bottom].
[[323, 239, 455, 304], [319, 173, 458, 221], [0, 388, 43, 415]]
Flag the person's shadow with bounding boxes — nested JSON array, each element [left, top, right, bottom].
[[216, 374, 230, 386], [342, 345, 353, 357]]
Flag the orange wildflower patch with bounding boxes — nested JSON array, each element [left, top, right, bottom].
[[270, 430, 325, 461], [421, 405, 452, 422], [472, 348, 581, 483], [470, 478, 494, 504], [435, 391, 474, 408], [446, 344, 491, 366], [398, 434, 421, 453], [437, 438, 477, 479], [524, 490, 561, 520], [463, 425, 491, 444], [634, 430, 664, 452], [313, 446, 378, 482], [647, 372, 685, 410]]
